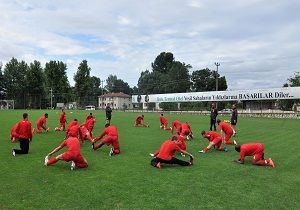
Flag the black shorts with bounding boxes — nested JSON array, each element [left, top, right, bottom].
[[231, 119, 237, 125]]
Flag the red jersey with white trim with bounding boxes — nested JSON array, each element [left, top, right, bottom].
[[239, 143, 264, 161], [60, 137, 81, 155], [203, 131, 221, 142], [37, 116, 46, 127], [155, 140, 182, 160], [218, 121, 233, 134], [95, 125, 118, 141], [16, 119, 32, 140]]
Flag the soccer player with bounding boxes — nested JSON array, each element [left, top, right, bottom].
[[210, 103, 218, 131], [44, 136, 88, 170], [92, 123, 120, 156], [66, 119, 81, 139], [159, 113, 171, 130], [84, 115, 96, 135], [105, 104, 112, 124], [33, 113, 49, 133], [234, 143, 275, 168], [199, 130, 228, 153], [170, 120, 182, 135], [217, 119, 237, 145], [55, 109, 67, 131], [12, 113, 32, 156], [79, 125, 93, 143], [134, 115, 149, 127], [231, 104, 238, 136], [86, 113, 94, 121], [150, 135, 194, 169], [180, 122, 193, 140]]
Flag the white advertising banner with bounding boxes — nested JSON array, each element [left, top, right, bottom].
[[132, 87, 300, 103]]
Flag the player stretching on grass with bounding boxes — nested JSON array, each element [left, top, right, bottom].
[[199, 130, 228, 153], [159, 113, 171, 130], [217, 119, 237, 145], [170, 120, 181, 135], [44, 136, 88, 170], [180, 122, 193, 140], [55, 109, 67, 131], [150, 135, 194, 169], [12, 113, 32, 156], [134, 115, 149, 127], [33, 113, 49, 133], [234, 143, 275, 168], [92, 123, 120, 156]]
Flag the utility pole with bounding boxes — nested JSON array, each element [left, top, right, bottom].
[[214, 62, 220, 91], [50, 88, 53, 109], [101, 80, 105, 109]]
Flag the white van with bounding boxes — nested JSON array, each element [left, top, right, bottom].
[[85, 105, 95, 110]]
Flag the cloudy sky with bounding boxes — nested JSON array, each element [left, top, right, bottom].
[[1, 0, 299, 90]]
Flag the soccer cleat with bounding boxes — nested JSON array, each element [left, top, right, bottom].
[[12, 149, 16, 157], [109, 148, 114, 156], [92, 143, 95, 150], [268, 158, 275, 168], [233, 140, 237, 145], [224, 147, 228, 152], [149, 153, 155, 157], [70, 161, 76, 170], [181, 153, 186, 157], [46, 128, 50, 132], [44, 156, 49, 166], [198, 150, 205, 153], [186, 136, 190, 140]]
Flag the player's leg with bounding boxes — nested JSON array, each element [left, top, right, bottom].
[[169, 157, 192, 166], [224, 133, 235, 144], [46, 153, 66, 166], [14, 138, 29, 154], [150, 157, 161, 168], [73, 154, 88, 168]]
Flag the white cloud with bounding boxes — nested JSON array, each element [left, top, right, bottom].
[[0, 0, 300, 90]]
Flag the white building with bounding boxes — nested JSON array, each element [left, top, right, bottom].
[[98, 92, 132, 109]]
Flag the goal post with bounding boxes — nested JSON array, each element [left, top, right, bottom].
[[0, 100, 14, 110]]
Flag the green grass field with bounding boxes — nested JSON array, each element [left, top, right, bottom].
[[0, 110, 299, 210]]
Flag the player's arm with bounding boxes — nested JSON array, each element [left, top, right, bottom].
[[48, 145, 63, 156], [234, 151, 245, 164], [92, 130, 106, 143]]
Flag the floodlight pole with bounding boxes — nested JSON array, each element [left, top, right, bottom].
[[50, 88, 53, 109], [215, 62, 220, 91]]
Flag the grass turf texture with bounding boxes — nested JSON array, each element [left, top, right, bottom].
[[0, 110, 299, 210]]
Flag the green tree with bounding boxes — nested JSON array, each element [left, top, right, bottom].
[[0, 63, 5, 99], [191, 68, 227, 91], [44, 61, 71, 105], [166, 61, 191, 93], [26, 60, 45, 108], [3, 58, 28, 108], [106, 74, 132, 94], [74, 60, 93, 107], [152, 52, 174, 74], [278, 72, 300, 110]]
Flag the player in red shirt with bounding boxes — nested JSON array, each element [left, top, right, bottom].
[[217, 119, 237, 145], [159, 113, 171, 130], [12, 113, 33, 156], [180, 122, 194, 140], [79, 125, 93, 143], [150, 135, 194, 169], [33, 113, 49, 133], [44, 136, 88, 170], [55, 109, 67, 131], [170, 120, 182, 135], [86, 113, 94, 121], [10, 123, 19, 142], [134, 115, 149, 127], [84, 117, 96, 135], [234, 143, 275, 167], [199, 130, 228, 153], [92, 123, 120, 156]]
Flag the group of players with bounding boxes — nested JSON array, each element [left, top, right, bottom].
[[151, 103, 275, 169], [10, 102, 275, 170]]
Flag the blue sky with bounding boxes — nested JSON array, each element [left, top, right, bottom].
[[0, 0, 300, 90]]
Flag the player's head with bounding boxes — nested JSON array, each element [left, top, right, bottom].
[[211, 103, 215, 108], [142, 115, 144, 117], [105, 123, 110, 127], [232, 104, 236, 109], [201, 130, 206, 136], [45, 113, 48, 118], [160, 113, 163, 116], [23, 113, 28, 119], [90, 113, 93, 116], [74, 119, 78, 121], [171, 135, 178, 141], [217, 119, 221, 124], [235, 145, 241, 152]]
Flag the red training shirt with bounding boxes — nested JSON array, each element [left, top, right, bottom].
[[16, 119, 32, 140], [203, 131, 222, 142], [94, 125, 118, 141], [239, 143, 264, 161], [218, 121, 233, 134], [60, 137, 81, 155], [155, 140, 182, 161]]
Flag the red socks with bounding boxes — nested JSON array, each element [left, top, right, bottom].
[[47, 158, 58, 165]]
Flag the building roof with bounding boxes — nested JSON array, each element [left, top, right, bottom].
[[99, 92, 131, 98]]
